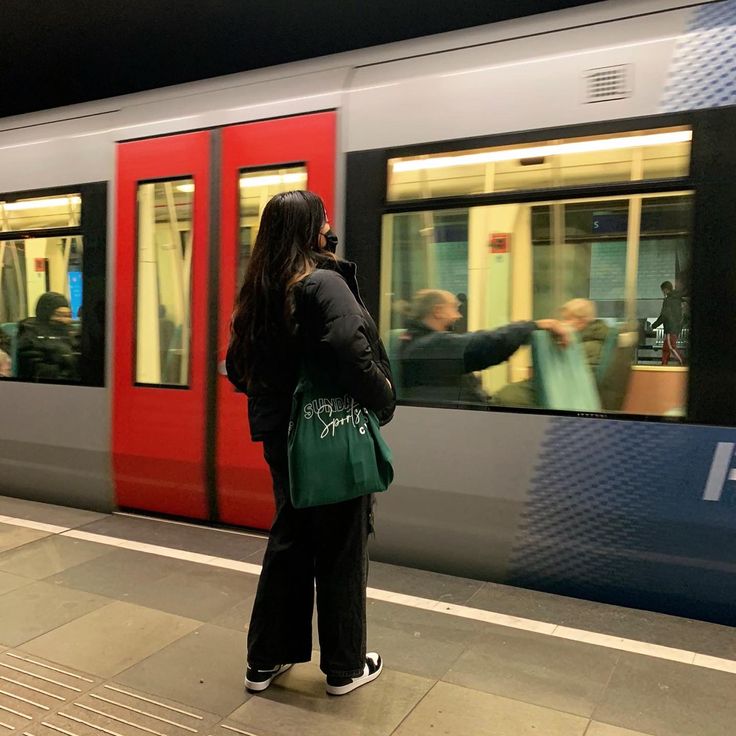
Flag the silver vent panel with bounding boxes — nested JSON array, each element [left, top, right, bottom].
[[584, 65, 632, 103]]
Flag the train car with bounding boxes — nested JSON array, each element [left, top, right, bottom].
[[1, 0, 735, 624]]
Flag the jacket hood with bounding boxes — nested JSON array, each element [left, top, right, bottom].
[[35, 292, 70, 323]]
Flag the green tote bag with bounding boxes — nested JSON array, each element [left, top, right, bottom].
[[287, 372, 394, 508]]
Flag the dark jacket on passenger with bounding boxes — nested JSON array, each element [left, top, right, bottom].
[[652, 290, 683, 335], [227, 259, 395, 442], [397, 319, 537, 405], [16, 319, 79, 382]]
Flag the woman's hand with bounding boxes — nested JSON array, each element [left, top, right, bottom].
[[535, 318, 571, 347]]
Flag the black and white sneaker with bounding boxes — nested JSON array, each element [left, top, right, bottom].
[[326, 653, 382, 696], [244, 663, 293, 692]]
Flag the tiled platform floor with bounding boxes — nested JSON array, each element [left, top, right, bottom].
[[0, 495, 734, 736]]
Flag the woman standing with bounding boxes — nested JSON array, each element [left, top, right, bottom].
[[227, 191, 395, 696]]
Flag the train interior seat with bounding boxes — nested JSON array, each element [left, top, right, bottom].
[[532, 330, 601, 411], [595, 324, 619, 384], [597, 327, 638, 411]]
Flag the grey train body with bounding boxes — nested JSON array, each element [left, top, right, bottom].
[[1, 0, 735, 625]]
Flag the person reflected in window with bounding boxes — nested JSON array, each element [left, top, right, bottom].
[[397, 289, 568, 405], [17, 293, 80, 382], [650, 280, 684, 366], [493, 298, 608, 408], [561, 298, 609, 369]]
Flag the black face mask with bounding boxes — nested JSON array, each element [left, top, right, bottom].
[[323, 229, 338, 253]]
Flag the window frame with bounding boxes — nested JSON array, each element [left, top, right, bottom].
[[345, 110, 736, 425], [132, 175, 196, 390]]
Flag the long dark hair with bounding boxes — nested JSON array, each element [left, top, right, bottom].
[[229, 190, 332, 386]]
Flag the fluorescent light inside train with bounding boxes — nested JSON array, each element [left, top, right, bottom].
[[176, 173, 307, 194], [392, 130, 693, 173], [2, 196, 81, 211], [239, 172, 307, 188]]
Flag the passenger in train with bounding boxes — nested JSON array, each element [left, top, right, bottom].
[[397, 289, 569, 404], [227, 191, 393, 696], [0, 330, 11, 377], [650, 280, 684, 366], [492, 298, 609, 408], [16, 292, 80, 382]]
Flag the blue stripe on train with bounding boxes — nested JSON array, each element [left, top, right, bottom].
[[509, 418, 736, 624]]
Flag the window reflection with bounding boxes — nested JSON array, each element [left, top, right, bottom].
[[382, 193, 693, 417], [636, 196, 691, 368]]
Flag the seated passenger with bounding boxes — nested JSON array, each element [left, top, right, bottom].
[[0, 331, 11, 378], [561, 298, 609, 370], [493, 298, 609, 408], [397, 289, 568, 404], [17, 293, 80, 382]]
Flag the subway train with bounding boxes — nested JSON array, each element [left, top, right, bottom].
[[1, 0, 736, 626]]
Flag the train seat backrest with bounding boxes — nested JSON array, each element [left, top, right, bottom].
[[595, 323, 619, 384], [0, 322, 18, 377], [532, 330, 601, 411], [598, 330, 638, 411]]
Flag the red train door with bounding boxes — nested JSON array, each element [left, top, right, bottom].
[[113, 131, 211, 518], [112, 112, 336, 527], [216, 112, 336, 528]]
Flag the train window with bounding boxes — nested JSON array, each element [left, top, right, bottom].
[[381, 191, 693, 417], [0, 193, 81, 230], [135, 178, 194, 387], [630, 194, 692, 415], [0, 183, 106, 385], [387, 127, 691, 201], [235, 165, 307, 289]]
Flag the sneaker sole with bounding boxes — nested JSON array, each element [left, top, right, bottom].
[[326, 660, 383, 696], [245, 664, 293, 692]]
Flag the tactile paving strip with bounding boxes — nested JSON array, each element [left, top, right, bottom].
[[211, 725, 261, 736], [0, 650, 100, 732], [0, 651, 223, 736]]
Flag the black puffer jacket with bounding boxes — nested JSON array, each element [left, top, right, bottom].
[[16, 320, 80, 382], [228, 259, 395, 441], [652, 289, 683, 335], [17, 293, 79, 382]]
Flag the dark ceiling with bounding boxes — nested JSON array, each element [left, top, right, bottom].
[[2, 0, 603, 118]]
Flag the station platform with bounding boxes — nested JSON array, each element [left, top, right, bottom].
[[0, 495, 733, 736]]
